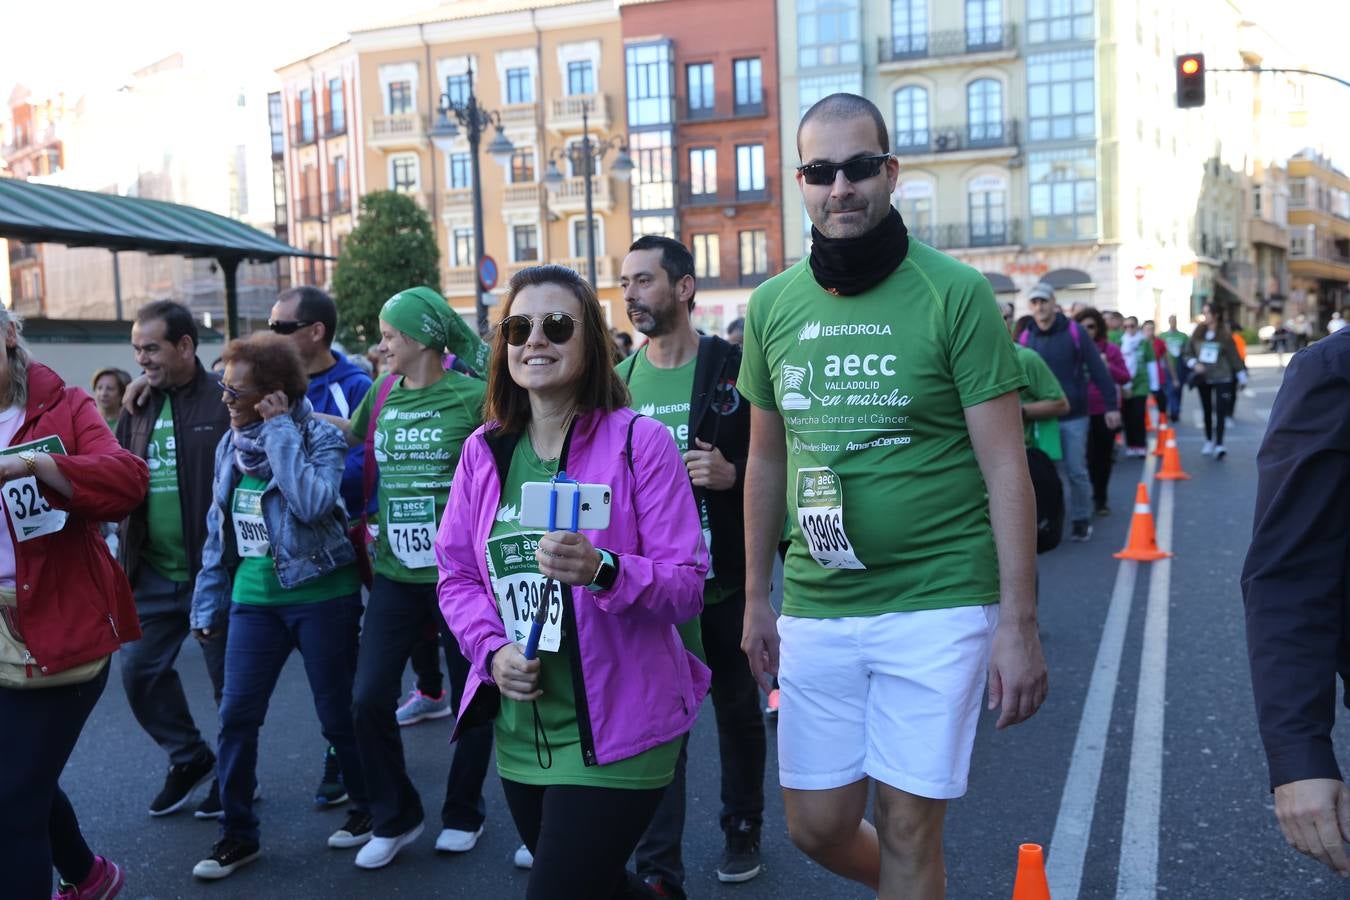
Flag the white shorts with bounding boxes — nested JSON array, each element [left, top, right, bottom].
[[777, 604, 998, 799]]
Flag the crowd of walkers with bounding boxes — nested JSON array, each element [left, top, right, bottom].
[[3, 91, 1267, 900]]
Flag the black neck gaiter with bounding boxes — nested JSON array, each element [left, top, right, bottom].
[[808, 206, 909, 296]]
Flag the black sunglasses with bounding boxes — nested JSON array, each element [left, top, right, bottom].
[[796, 154, 890, 187], [500, 313, 580, 347], [268, 319, 314, 335], [220, 381, 262, 401]]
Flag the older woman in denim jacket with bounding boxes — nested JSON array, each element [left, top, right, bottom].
[[188, 334, 369, 881]]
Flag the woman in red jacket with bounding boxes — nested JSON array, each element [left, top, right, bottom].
[[0, 309, 149, 899]]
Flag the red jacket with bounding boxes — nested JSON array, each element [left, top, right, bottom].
[[7, 362, 147, 676]]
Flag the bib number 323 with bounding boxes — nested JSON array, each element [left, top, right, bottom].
[[2, 438, 68, 541], [796, 466, 865, 570]]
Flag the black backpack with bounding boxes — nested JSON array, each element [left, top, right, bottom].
[[1026, 447, 1064, 554]]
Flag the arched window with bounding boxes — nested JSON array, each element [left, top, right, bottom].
[[893, 86, 930, 154], [967, 79, 1004, 146], [967, 174, 1008, 246]]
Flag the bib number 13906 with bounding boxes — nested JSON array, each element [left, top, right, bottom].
[[795, 466, 865, 570]]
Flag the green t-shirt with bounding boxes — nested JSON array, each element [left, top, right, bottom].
[[1161, 329, 1187, 369], [229, 475, 361, 605], [617, 350, 723, 621], [350, 372, 485, 584], [487, 438, 680, 788], [1015, 344, 1065, 461], [142, 396, 190, 582], [738, 247, 1025, 618]]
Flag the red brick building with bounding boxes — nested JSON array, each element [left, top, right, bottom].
[[620, 0, 783, 336]]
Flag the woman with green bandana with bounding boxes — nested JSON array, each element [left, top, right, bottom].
[[321, 287, 495, 870]]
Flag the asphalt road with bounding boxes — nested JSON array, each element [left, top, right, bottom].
[[60, 351, 1348, 899]]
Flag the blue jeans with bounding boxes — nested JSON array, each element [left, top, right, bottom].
[[217, 594, 366, 844], [352, 575, 493, 838], [1055, 415, 1092, 523], [121, 565, 227, 766]]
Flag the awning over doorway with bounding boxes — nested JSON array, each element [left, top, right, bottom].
[[982, 271, 1017, 294], [0, 178, 328, 337], [1041, 268, 1094, 289]]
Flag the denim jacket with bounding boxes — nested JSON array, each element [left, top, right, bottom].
[[190, 410, 355, 630]]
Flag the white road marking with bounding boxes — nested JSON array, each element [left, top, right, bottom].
[[1047, 458, 1157, 898], [1116, 476, 1175, 898]]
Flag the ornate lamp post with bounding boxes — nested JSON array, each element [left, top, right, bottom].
[[542, 102, 634, 288], [429, 64, 515, 336]]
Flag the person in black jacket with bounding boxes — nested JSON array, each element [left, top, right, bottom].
[[116, 300, 232, 819], [618, 236, 764, 897], [1241, 327, 1350, 877]]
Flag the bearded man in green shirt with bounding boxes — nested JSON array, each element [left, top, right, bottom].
[[738, 93, 1048, 899]]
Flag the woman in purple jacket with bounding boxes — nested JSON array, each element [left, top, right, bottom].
[[1075, 307, 1132, 516], [437, 264, 710, 899]]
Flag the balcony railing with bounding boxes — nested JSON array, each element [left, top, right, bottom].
[[554, 255, 617, 284], [879, 24, 1018, 64], [328, 191, 351, 215], [292, 121, 318, 147], [297, 195, 324, 221], [681, 89, 772, 123], [547, 94, 610, 134], [503, 183, 544, 207], [324, 111, 347, 137], [894, 119, 1019, 156], [369, 113, 426, 147], [680, 182, 774, 207], [547, 175, 613, 212], [908, 220, 1022, 250]]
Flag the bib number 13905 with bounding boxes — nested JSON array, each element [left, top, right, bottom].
[[795, 466, 865, 570]]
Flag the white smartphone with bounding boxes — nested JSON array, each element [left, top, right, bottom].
[[520, 481, 613, 531]]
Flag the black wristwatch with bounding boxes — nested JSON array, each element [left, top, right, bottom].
[[587, 549, 620, 592]]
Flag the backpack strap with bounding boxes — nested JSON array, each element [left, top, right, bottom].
[[626, 413, 644, 474], [1068, 320, 1083, 352], [1018, 329, 1030, 347], [361, 375, 398, 520]]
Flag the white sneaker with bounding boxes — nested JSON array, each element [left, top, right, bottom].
[[1214, 444, 1227, 460], [354, 822, 423, 869], [1201, 441, 1215, 456], [435, 826, 483, 853], [513, 843, 534, 869]]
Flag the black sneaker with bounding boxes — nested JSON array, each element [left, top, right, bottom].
[[314, 745, 348, 808], [1070, 520, 1093, 543], [328, 809, 375, 849], [631, 872, 688, 900], [716, 820, 762, 883], [150, 751, 215, 817], [196, 780, 261, 819], [192, 836, 260, 880]]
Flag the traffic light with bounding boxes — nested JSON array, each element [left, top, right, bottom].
[[1176, 53, 1205, 108]]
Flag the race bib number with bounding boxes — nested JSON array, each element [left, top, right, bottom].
[[487, 533, 562, 652], [1, 437, 68, 541], [387, 496, 436, 569], [795, 466, 865, 570], [1198, 341, 1220, 365], [232, 488, 269, 558]]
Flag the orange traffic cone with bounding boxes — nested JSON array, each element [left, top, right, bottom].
[[1012, 843, 1051, 900], [1113, 483, 1172, 561], [1156, 432, 1191, 481], [1158, 410, 1169, 430], [1153, 424, 1170, 459], [1145, 394, 1156, 433]]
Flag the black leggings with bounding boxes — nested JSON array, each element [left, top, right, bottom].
[[1087, 413, 1119, 509], [1197, 380, 1235, 444], [502, 779, 665, 899], [1122, 395, 1149, 449]]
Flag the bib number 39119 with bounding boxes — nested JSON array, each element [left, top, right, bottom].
[[387, 496, 436, 569], [796, 466, 865, 570]]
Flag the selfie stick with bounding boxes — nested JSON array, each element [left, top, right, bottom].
[[524, 471, 579, 659]]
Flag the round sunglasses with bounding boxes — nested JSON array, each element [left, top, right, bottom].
[[499, 312, 581, 347]]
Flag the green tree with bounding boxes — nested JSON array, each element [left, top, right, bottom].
[[331, 191, 441, 349]]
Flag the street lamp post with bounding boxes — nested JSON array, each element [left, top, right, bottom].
[[543, 102, 634, 288], [429, 64, 516, 336]]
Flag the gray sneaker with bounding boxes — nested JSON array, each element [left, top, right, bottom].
[[1070, 520, 1093, 542], [395, 689, 452, 727]]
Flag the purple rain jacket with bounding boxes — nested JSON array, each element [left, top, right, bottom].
[[437, 407, 711, 767]]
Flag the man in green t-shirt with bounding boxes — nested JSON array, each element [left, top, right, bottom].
[[1160, 314, 1188, 420], [618, 236, 765, 895], [738, 94, 1048, 899], [116, 300, 232, 817]]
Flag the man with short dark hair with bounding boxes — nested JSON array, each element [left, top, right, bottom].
[[117, 300, 232, 817], [620, 235, 764, 896], [739, 93, 1047, 899], [726, 318, 745, 346], [268, 286, 376, 808]]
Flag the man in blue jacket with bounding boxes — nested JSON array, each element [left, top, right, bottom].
[[1242, 328, 1350, 878], [268, 286, 372, 807], [1019, 283, 1120, 542]]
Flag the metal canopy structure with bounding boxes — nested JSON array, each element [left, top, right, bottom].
[[0, 178, 329, 338]]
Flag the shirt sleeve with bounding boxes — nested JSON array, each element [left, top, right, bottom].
[[349, 373, 387, 443], [737, 284, 777, 411], [946, 273, 1025, 408], [1023, 350, 1065, 402]]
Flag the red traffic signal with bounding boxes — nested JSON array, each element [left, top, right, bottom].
[[1176, 53, 1205, 108]]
